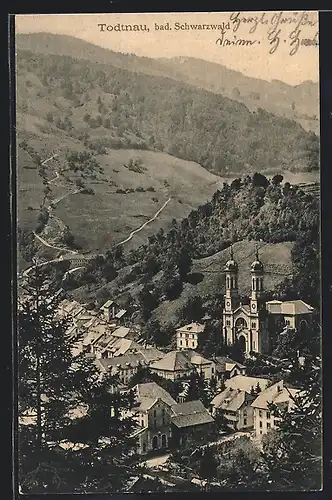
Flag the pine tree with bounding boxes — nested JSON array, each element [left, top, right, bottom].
[[261, 358, 322, 491], [18, 267, 141, 493]]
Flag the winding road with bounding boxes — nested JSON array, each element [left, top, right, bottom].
[[22, 152, 172, 279], [115, 197, 171, 246]]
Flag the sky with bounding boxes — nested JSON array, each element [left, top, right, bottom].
[[15, 11, 319, 86]]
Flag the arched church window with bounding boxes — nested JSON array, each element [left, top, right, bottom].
[[260, 278, 263, 290], [235, 317, 248, 329], [252, 278, 255, 290], [227, 277, 230, 289]]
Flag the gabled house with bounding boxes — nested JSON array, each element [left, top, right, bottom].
[[95, 348, 165, 384], [170, 400, 215, 446], [149, 350, 216, 381], [214, 356, 246, 380], [100, 300, 125, 322], [210, 387, 256, 431], [176, 322, 205, 350], [129, 382, 177, 454], [251, 380, 300, 439], [225, 375, 270, 393]]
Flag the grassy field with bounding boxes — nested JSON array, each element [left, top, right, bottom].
[[152, 240, 294, 326], [54, 149, 226, 253]]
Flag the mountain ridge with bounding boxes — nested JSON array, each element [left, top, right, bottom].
[[16, 32, 319, 133]]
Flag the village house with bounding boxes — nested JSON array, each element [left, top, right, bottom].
[[176, 322, 205, 350], [129, 382, 177, 454], [213, 356, 246, 381], [210, 387, 257, 431], [95, 348, 165, 384], [149, 350, 216, 381], [93, 336, 141, 359], [266, 299, 315, 332], [127, 382, 215, 454], [225, 374, 270, 393], [100, 299, 127, 324], [251, 380, 300, 439], [170, 400, 215, 447]]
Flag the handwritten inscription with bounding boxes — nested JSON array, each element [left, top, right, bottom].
[[216, 28, 259, 47], [227, 11, 318, 56]]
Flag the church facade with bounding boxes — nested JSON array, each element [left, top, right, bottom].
[[222, 247, 315, 356]]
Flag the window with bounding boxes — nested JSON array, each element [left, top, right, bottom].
[[259, 410, 262, 418], [260, 430, 263, 435], [252, 322, 256, 328], [226, 320, 231, 326], [244, 418, 247, 426], [143, 443, 146, 452], [267, 422, 271, 429], [243, 409, 247, 416], [212, 367, 214, 374], [266, 411, 270, 419], [259, 421, 262, 428], [153, 409, 157, 417], [286, 320, 290, 326], [180, 340, 182, 346], [186, 340, 188, 346]]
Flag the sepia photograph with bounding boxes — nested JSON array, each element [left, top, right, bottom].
[[14, 11, 321, 493]]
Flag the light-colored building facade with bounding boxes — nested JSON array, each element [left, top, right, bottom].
[[95, 348, 165, 384], [251, 380, 299, 439], [176, 322, 205, 350], [211, 387, 256, 431], [149, 350, 216, 381], [129, 382, 177, 454]]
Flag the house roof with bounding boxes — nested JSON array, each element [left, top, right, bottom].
[[135, 382, 177, 407], [96, 349, 164, 371], [176, 322, 205, 334], [214, 356, 245, 373], [150, 351, 194, 372], [101, 338, 134, 356], [225, 375, 270, 393], [211, 387, 252, 411], [190, 354, 212, 366], [171, 400, 214, 428], [251, 380, 299, 409], [266, 299, 314, 315], [115, 309, 127, 319], [101, 300, 116, 310], [112, 326, 130, 338], [150, 349, 212, 373]]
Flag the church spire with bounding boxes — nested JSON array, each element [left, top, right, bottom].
[[255, 243, 259, 261], [230, 245, 234, 260]]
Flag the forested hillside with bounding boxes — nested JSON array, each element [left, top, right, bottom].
[[67, 173, 319, 329], [16, 49, 319, 176], [16, 33, 319, 133]]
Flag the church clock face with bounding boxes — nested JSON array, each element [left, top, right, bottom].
[[226, 301, 230, 307], [252, 303, 256, 310]]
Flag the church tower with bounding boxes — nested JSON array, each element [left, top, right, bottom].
[[249, 245, 268, 353], [222, 247, 240, 345], [250, 246, 264, 315]]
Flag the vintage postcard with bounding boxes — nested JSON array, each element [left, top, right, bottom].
[[14, 11, 321, 493]]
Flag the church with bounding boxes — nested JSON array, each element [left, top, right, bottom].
[[222, 247, 315, 356]]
